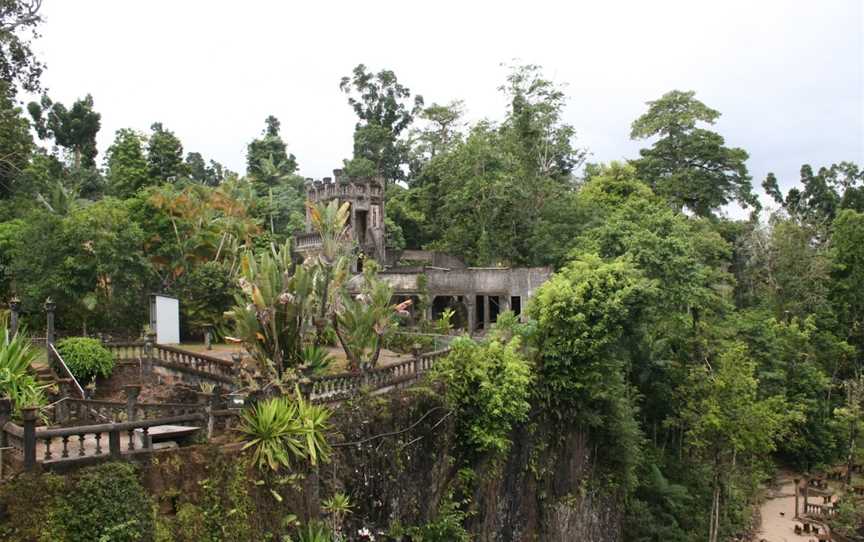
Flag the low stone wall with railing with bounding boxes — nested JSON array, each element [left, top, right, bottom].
[[309, 348, 449, 403], [1, 336, 453, 473], [3, 408, 206, 470], [103, 341, 237, 387]]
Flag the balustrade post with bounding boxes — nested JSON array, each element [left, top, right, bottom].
[[44, 299, 57, 373], [21, 407, 37, 470], [231, 352, 242, 374], [206, 390, 219, 440], [143, 331, 156, 375], [124, 385, 141, 422], [794, 478, 800, 518], [803, 476, 809, 513], [44, 298, 56, 347], [0, 399, 10, 449], [108, 427, 121, 458], [9, 296, 20, 337]]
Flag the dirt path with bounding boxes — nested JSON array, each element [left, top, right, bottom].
[[755, 474, 829, 542]]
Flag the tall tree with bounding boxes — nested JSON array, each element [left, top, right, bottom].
[[0, 81, 32, 197], [763, 162, 864, 231], [340, 64, 423, 182], [630, 90, 757, 217], [105, 129, 149, 198], [147, 122, 185, 182], [501, 64, 583, 182], [830, 209, 864, 364], [682, 343, 791, 542], [246, 115, 297, 179], [28, 94, 101, 169], [0, 0, 43, 94]]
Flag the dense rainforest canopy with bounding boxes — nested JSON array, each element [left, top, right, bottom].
[[0, 3, 862, 540]]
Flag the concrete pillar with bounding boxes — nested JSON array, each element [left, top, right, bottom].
[[21, 407, 37, 470], [9, 296, 20, 337], [500, 295, 511, 314], [44, 298, 56, 347], [142, 331, 156, 376], [483, 295, 490, 330], [466, 298, 476, 335], [124, 385, 141, 422], [794, 478, 800, 518], [803, 477, 809, 513], [0, 398, 10, 449]]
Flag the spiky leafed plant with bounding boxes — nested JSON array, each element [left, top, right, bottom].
[[306, 200, 353, 341], [226, 240, 315, 377], [333, 263, 408, 372], [299, 345, 334, 376], [294, 521, 333, 542], [0, 326, 46, 414], [239, 396, 305, 472], [239, 394, 332, 473], [296, 394, 332, 467]]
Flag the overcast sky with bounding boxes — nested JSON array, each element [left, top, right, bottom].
[[31, 0, 863, 212]]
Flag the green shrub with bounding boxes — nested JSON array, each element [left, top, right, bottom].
[[395, 493, 471, 542], [48, 462, 154, 542], [57, 336, 114, 382], [0, 472, 65, 542], [432, 336, 534, 457]]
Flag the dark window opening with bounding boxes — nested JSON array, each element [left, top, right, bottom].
[[356, 210, 368, 244], [511, 296, 522, 317], [475, 295, 485, 330]]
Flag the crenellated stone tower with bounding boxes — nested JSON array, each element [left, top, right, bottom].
[[297, 169, 386, 266]]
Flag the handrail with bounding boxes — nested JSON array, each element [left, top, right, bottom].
[[36, 413, 205, 439], [3, 421, 23, 437], [154, 344, 235, 369], [48, 343, 86, 399], [308, 347, 450, 403], [311, 348, 449, 383]]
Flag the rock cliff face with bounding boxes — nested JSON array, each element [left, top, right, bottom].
[[327, 388, 623, 541]]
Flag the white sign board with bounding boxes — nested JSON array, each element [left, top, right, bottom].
[[152, 295, 180, 344]]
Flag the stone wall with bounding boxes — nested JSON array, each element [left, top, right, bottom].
[[373, 266, 552, 298]]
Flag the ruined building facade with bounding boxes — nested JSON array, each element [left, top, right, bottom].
[[294, 170, 551, 333]]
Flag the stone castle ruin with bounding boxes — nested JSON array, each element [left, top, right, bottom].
[[293, 169, 552, 333]]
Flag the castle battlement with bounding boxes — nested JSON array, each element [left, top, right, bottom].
[[298, 168, 387, 267], [304, 169, 385, 204]]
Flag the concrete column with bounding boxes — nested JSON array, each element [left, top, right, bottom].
[[0, 398, 11, 449], [142, 332, 156, 376], [803, 477, 809, 513], [483, 295, 490, 330], [44, 298, 56, 347], [500, 295, 511, 314], [124, 385, 141, 422], [466, 298, 476, 335], [794, 478, 800, 518], [9, 296, 20, 337], [21, 407, 37, 470]]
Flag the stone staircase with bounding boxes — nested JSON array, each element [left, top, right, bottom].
[[29, 360, 60, 393]]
